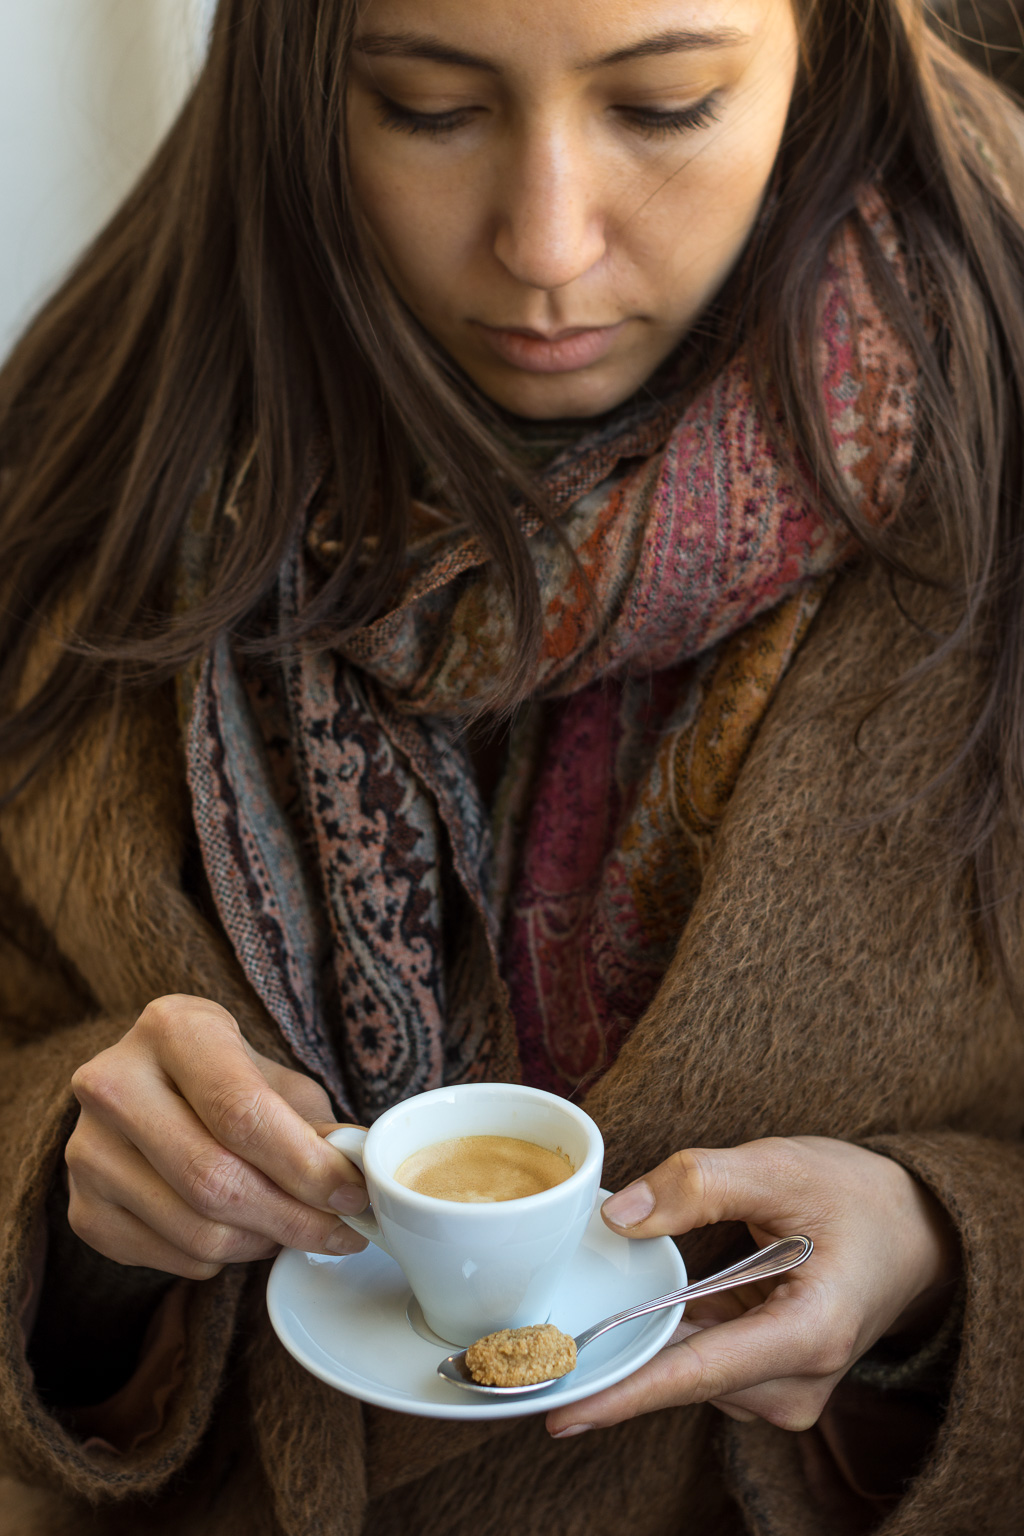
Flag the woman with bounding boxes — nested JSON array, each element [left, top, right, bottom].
[[1, 0, 1023, 1531]]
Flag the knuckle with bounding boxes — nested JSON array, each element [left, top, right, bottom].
[[70, 1058, 122, 1115], [713, 1402, 758, 1424], [66, 1192, 117, 1261], [136, 994, 184, 1038], [798, 1290, 859, 1377], [664, 1148, 699, 1194], [181, 1258, 226, 1281], [674, 1337, 719, 1404], [761, 1386, 833, 1433], [180, 1146, 244, 1216], [812, 1323, 859, 1378], [64, 1132, 100, 1189], [673, 1148, 728, 1217], [63, 1124, 86, 1175], [183, 1217, 247, 1265], [206, 1083, 273, 1152], [277, 1206, 323, 1252], [66, 1194, 99, 1247], [137, 994, 236, 1044]]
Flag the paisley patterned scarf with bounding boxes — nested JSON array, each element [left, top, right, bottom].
[[179, 190, 918, 1121]]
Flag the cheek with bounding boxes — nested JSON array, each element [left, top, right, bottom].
[[349, 146, 478, 315], [634, 103, 789, 322]]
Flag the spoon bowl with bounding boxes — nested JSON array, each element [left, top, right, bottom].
[[437, 1234, 813, 1396]]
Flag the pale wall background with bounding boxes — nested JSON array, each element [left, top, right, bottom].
[[0, 0, 216, 359]]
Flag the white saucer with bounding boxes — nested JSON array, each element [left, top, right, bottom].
[[267, 1191, 687, 1420]]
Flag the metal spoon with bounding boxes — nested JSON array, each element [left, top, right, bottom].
[[437, 1233, 813, 1395]]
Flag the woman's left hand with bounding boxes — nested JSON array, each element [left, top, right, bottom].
[[546, 1136, 958, 1439]]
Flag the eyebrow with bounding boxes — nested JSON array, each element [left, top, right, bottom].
[[591, 28, 748, 68], [353, 27, 748, 75]]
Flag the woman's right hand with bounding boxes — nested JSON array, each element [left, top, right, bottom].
[[66, 994, 370, 1278]]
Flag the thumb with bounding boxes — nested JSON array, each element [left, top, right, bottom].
[[600, 1139, 810, 1239]]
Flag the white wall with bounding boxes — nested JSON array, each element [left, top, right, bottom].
[[0, 0, 215, 358]]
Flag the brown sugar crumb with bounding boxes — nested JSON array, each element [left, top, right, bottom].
[[465, 1323, 577, 1387]]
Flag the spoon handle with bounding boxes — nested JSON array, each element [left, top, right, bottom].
[[573, 1234, 813, 1353]]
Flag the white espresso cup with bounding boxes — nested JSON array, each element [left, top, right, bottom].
[[327, 1083, 604, 1347]]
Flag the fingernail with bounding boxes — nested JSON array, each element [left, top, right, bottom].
[[603, 1181, 655, 1228], [324, 1224, 360, 1255], [329, 1184, 368, 1216], [551, 1424, 594, 1439]]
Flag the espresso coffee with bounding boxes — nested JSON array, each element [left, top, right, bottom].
[[394, 1134, 574, 1203]]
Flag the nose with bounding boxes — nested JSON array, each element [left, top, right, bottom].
[[492, 124, 607, 292]]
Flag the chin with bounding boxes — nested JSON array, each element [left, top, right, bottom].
[[470, 364, 649, 422]]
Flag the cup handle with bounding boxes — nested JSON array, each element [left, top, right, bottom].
[[326, 1126, 390, 1254]]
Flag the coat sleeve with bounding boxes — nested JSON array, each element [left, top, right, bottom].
[[0, 990, 247, 1505], [0, 674, 259, 1506], [719, 1137, 1024, 1534]]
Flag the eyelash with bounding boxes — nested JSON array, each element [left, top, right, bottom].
[[374, 97, 475, 137], [619, 96, 721, 139], [373, 92, 721, 141]]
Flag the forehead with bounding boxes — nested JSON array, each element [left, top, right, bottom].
[[353, 0, 779, 68]]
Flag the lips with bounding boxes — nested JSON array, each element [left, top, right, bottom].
[[471, 322, 625, 374]]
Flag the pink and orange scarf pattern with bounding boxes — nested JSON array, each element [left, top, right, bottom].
[[180, 191, 918, 1119]]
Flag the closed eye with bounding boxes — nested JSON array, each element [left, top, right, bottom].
[[373, 93, 481, 137], [372, 89, 722, 142], [616, 93, 721, 139]]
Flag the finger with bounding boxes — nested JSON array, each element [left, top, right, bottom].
[[546, 1283, 834, 1435], [71, 1086, 368, 1259], [68, 1170, 226, 1280], [674, 1290, 749, 1330], [245, 1045, 335, 1126], [709, 1401, 759, 1423], [121, 997, 367, 1214], [131, 1105, 368, 1256], [679, 1281, 796, 1334], [600, 1138, 820, 1241], [706, 1370, 839, 1430]]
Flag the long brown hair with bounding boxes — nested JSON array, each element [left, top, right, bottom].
[[2, 2, 1024, 918]]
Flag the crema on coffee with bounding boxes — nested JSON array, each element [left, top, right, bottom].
[[394, 1134, 574, 1203]]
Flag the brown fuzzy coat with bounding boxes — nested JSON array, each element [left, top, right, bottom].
[[2, 563, 1023, 1536]]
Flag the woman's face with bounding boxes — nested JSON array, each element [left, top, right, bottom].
[[348, 0, 799, 419]]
